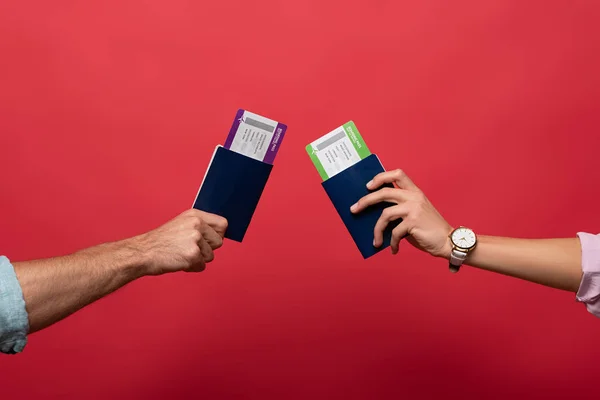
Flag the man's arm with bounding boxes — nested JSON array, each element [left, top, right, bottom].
[[3, 209, 227, 344], [14, 239, 147, 333]]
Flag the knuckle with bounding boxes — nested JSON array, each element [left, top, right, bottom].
[[205, 251, 215, 263], [411, 203, 422, 215], [381, 207, 393, 220], [380, 187, 394, 197], [409, 188, 424, 201], [211, 216, 228, 232], [193, 216, 205, 228], [391, 228, 404, 241], [183, 209, 199, 219], [190, 230, 201, 242], [406, 207, 419, 222], [186, 246, 201, 260], [213, 237, 224, 249], [220, 217, 228, 230], [393, 169, 404, 178]]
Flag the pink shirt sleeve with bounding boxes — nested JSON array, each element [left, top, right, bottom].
[[576, 232, 600, 317]]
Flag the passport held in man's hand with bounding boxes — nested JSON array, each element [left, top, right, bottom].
[[193, 110, 287, 242]]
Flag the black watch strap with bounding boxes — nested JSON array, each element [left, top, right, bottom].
[[449, 263, 461, 273]]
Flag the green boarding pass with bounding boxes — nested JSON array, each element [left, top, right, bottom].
[[306, 121, 371, 181]]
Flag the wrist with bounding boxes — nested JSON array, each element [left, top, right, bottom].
[[436, 240, 453, 260], [432, 225, 454, 260], [113, 237, 151, 279]]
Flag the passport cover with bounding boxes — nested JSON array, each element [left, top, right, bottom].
[[193, 146, 273, 242], [321, 154, 401, 258]]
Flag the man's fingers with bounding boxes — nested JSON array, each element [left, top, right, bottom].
[[185, 235, 215, 273], [366, 169, 419, 192], [373, 205, 408, 248], [350, 187, 410, 214], [199, 212, 228, 236], [200, 224, 224, 250], [185, 209, 229, 237], [187, 260, 206, 273], [198, 238, 215, 263]]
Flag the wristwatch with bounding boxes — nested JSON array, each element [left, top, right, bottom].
[[448, 226, 477, 273]]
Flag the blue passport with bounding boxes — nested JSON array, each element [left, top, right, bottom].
[[193, 146, 273, 242], [321, 154, 401, 258]]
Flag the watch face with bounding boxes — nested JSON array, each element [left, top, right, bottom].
[[451, 227, 477, 249]]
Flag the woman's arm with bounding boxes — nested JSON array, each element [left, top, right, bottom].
[[458, 236, 581, 292], [350, 169, 592, 299]]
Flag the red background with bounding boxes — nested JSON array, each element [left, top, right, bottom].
[[1, 0, 600, 398]]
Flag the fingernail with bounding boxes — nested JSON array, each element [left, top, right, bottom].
[[366, 180, 373, 188], [373, 239, 381, 247], [350, 203, 357, 212]]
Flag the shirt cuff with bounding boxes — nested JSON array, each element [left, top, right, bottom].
[[575, 232, 600, 317], [0, 256, 29, 354]]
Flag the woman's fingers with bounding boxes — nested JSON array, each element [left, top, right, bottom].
[[373, 205, 409, 247], [351, 187, 411, 214], [366, 169, 419, 191], [390, 222, 410, 255]]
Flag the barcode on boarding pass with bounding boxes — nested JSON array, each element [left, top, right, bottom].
[[314, 130, 346, 151], [244, 116, 276, 133]]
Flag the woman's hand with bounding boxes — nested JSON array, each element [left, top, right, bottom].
[[350, 169, 453, 257]]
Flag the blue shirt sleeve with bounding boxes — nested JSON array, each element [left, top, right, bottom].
[[0, 256, 29, 354]]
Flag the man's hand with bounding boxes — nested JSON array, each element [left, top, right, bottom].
[[10, 209, 228, 338], [134, 209, 228, 275], [350, 169, 452, 257]]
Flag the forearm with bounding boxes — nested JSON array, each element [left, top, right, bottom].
[[458, 236, 583, 293], [13, 238, 147, 333]]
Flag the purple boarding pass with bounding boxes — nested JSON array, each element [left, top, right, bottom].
[[223, 109, 287, 164]]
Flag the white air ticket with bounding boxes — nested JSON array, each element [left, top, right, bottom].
[[306, 121, 371, 180], [224, 109, 287, 164]]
